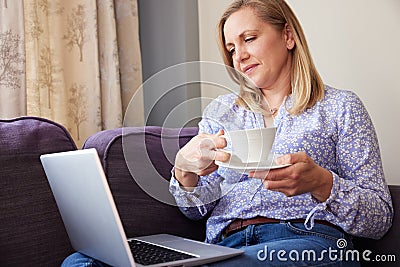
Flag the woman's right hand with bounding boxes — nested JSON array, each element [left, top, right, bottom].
[[174, 130, 229, 189]]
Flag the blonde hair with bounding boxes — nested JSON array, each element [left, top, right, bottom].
[[218, 0, 324, 115]]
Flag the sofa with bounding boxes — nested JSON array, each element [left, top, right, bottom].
[[0, 116, 398, 266]]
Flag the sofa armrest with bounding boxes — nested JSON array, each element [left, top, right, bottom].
[[0, 116, 77, 267], [353, 185, 399, 266]]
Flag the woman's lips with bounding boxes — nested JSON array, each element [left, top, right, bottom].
[[243, 64, 258, 74]]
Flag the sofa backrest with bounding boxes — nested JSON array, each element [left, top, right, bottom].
[[0, 117, 77, 267], [83, 126, 207, 241]]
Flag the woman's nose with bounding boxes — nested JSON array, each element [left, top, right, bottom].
[[233, 46, 249, 63]]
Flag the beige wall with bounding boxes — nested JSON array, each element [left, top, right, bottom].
[[198, 0, 400, 185], [198, 0, 236, 106]]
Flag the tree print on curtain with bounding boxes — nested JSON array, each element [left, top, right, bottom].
[[63, 4, 87, 62], [37, 0, 64, 16], [0, 30, 24, 90], [68, 83, 88, 141], [37, 46, 62, 108], [25, 2, 43, 42], [25, 1, 64, 42], [24, 0, 64, 113]]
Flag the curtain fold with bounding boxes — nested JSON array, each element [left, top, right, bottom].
[[0, 0, 143, 147], [0, 0, 26, 117]]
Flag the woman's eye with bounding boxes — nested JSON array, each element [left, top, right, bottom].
[[245, 37, 255, 42], [228, 48, 235, 56]]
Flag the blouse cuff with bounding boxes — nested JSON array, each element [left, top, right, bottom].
[[305, 172, 352, 230], [169, 168, 223, 216]]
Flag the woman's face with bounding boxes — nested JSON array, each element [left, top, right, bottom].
[[223, 7, 293, 91]]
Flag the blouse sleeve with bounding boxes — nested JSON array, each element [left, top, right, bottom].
[[168, 96, 232, 220], [306, 91, 393, 239]]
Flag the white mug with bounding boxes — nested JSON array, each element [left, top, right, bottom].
[[221, 127, 277, 163]]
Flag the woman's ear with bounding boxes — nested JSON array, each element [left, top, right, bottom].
[[284, 23, 295, 50]]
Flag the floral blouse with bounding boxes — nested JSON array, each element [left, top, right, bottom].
[[169, 86, 393, 244]]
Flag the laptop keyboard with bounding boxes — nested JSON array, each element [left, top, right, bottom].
[[128, 239, 196, 266]]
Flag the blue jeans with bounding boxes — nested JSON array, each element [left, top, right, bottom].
[[62, 222, 360, 267]]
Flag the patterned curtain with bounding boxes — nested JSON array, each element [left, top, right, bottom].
[[0, 0, 143, 147]]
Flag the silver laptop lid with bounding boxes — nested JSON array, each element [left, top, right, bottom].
[[41, 148, 135, 267]]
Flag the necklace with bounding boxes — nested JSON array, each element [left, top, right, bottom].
[[270, 107, 278, 116]]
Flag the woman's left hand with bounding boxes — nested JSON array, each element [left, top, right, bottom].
[[248, 152, 333, 202]]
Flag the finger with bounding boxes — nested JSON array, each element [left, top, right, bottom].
[[275, 154, 292, 165], [198, 135, 215, 150], [250, 168, 290, 181], [265, 179, 292, 190], [275, 152, 307, 165], [264, 180, 298, 196], [213, 129, 227, 149], [198, 130, 226, 151], [248, 170, 269, 179], [197, 163, 218, 176], [214, 150, 230, 162]]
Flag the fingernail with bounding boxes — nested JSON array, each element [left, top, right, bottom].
[[276, 156, 284, 165]]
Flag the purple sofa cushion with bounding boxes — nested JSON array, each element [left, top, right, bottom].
[[353, 185, 400, 266], [0, 117, 77, 267], [83, 126, 207, 241]]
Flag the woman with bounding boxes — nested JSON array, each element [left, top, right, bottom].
[[62, 0, 392, 266], [171, 0, 393, 266]]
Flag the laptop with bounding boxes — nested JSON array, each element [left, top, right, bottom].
[[40, 148, 243, 267]]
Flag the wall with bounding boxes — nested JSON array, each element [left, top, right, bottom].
[[198, 0, 235, 108], [198, 0, 400, 185], [138, 0, 201, 127]]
